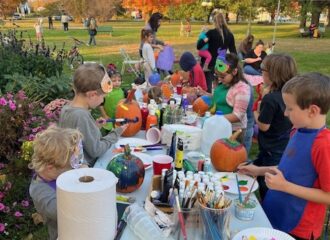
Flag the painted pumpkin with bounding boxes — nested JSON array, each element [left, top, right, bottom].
[[160, 82, 173, 100], [210, 130, 247, 172], [107, 144, 145, 193], [149, 72, 161, 86], [115, 89, 142, 137], [171, 71, 181, 87], [193, 95, 213, 116]]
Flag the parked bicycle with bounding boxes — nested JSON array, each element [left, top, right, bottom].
[[56, 37, 84, 70]]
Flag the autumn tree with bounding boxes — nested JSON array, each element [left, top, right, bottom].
[[60, 0, 121, 22], [122, 0, 196, 19], [0, 0, 21, 19]]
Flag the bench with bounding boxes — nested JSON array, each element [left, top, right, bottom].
[[299, 28, 309, 37], [97, 26, 113, 36]]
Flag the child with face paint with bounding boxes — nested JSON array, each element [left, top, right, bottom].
[[59, 63, 128, 167], [197, 52, 251, 144], [29, 126, 85, 240]]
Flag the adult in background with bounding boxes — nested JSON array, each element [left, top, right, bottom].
[[87, 17, 98, 46], [139, 12, 165, 57], [48, 16, 53, 29], [238, 34, 254, 60], [61, 13, 69, 31], [197, 12, 236, 93], [243, 40, 267, 76]]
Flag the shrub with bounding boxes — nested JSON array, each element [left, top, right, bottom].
[[0, 163, 43, 239], [0, 91, 57, 162]]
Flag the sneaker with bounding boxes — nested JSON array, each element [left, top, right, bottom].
[[86, 43, 90, 46]]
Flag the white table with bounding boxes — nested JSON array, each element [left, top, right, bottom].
[[94, 131, 272, 239]]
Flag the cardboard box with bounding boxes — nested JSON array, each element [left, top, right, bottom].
[[146, 175, 173, 213]]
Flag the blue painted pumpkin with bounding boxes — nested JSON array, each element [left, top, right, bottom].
[[192, 95, 213, 116], [149, 72, 161, 86], [107, 145, 145, 193]]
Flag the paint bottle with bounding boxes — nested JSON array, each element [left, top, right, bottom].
[[174, 138, 184, 171], [145, 109, 157, 131], [140, 102, 149, 130], [203, 157, 212, 173], [158, 102, 167, 130]]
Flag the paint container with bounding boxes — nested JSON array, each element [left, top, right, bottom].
[[234, 198, 257, 221]]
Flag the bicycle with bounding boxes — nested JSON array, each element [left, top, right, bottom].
[[56, 37, 84, 70]]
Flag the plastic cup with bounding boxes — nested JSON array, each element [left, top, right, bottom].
[[171, 207, 200, 240], [199, 198, 232, 239], [146, 127, 161, 144], [176, 85, 183, 95], [234, 198, 257, 221], [152, 155, 173, 175]]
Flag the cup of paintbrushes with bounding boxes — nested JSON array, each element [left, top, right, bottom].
[[198, 194, 232, 240], [171, 207, 200, 240]]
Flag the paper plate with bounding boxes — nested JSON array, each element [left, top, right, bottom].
[[115, 138, 153, 148], [232, 227, 295, 240], [213, 172, 259, 195]]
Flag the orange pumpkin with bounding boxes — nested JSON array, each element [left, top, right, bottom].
[[210, 130, 247, 172], [115, 89, 142, 137], [171, 71, 181, 87], [160, 82, 173, 100]]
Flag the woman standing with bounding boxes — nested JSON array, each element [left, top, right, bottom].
[[139, 12, 164, 57], [197, 12, 236, 93], [87, 17, 98, 46]]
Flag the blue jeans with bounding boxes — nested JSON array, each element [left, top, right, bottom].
[[244, 65, 262, 76], [243, 124, 254, 154], [89, 35, 96, 45]]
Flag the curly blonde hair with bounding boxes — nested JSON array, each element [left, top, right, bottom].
[[29, 125, 83, 173]]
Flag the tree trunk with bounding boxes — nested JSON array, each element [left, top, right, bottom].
[[299, 1, 308, 28], [311, 11, 321, 26], [327, 5, 330, 27], [236, 12, 239, 24], [206, 8, 214, 24]]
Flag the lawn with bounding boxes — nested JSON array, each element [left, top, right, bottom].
[[1, 18, 330, 239]]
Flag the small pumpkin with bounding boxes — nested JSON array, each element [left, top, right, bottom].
[[160, 82, 173, 100], [149, 72, 161, 86], [115, 89, 142, 137], [171, 70, 181, 87], [107, 144, 145, 193], [193, 95, 213, 116], [210, 130, 247, 172]]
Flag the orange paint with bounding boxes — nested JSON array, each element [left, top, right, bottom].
[[239, 186, 249, 192]]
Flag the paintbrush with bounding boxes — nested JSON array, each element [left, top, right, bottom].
[[242, 177, 257, 206], [174, 189, 188, 240], [235, 173, 243, 204], [233, 159, 255, 173]]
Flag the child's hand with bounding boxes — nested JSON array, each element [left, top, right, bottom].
[[237, 163, 260, 177], [79, 164, 89, 168], [204, 37, 209, 43], [265, 167, 288, 191], [96, 117, 107, 128]]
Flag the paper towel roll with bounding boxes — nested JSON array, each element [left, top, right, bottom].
[[57, 168, 118, 240]]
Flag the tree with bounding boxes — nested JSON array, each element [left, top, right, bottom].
[[60, 0, 121, 22], [258, 0, 292, 23], [122, 0, 195, 19], [0, 0, 21, 19]]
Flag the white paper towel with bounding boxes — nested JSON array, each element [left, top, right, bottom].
[[57, 168, 118, 240]]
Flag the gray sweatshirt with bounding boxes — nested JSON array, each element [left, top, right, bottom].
[[59, 105, 122, 167], [29, 177, 57, 240]]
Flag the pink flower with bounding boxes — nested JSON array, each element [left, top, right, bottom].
[[0, 163, 5, 169], [17, 90, 27, 100], [0, 203, 5, 211], [6, 93, 13, 100], [14, 211, 23, 217], [21, 200, 29, 208], [3, 206, 10, 213], [8, 100, 16, 111], [0, 97, 7, 106], [0, 223, 5, 232]]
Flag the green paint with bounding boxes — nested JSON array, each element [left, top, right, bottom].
[[238, 180, 248, 185]]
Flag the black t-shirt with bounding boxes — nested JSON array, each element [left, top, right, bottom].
[[244, 50, 267, 70], [257, 91, 292, 153], [197, 28, 236, 68]]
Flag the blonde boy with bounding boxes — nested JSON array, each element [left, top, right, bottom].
[[29, 126, 83, 240]]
